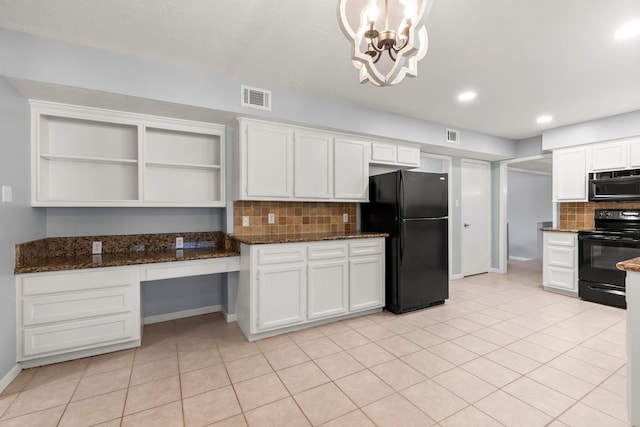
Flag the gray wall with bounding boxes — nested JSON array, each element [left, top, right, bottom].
[[515, 136, 545, 157], [0, 78, 46, 378], [507, 171, 552, 259], [542, 110, 640, 150]]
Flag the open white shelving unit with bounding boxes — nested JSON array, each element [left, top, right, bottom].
[[31, 101, 225, 207]]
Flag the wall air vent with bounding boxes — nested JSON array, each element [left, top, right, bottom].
[[446, 128, 459, 144], [241, 85, 271, 111]]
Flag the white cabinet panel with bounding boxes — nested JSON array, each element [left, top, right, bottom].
[[257, 264, 306, 330], [590, 140, 629, 171], [308, 260, 348, 320], [245, 122, 294, 198], [308, 243, 348, 260], [349, 255, 384, 312], [397, 146, 421, 166], [258, 246, 306, 265], [543, 232, 578, 296], [349, 240, 383, 257], [294, 131, 332, 199], [553, 146, 588, 202], [334, 138, 369, 201], [630, 139, 640, 168], [371, 143, 397, 163]]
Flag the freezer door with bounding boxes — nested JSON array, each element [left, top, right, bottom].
[[400, 171, 448, 219], [396, 218, 448, 311]]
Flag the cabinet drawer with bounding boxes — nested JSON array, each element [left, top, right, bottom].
[[546, 232, 576, 247], [349, 239, 383, 256], [547, 266, 575, 291], [21, 313, 137, 358], [20, 268, 138, 297], [308, 243, 347, 260], [258, 246, 305, 265], [22, 286, 135, 326], [548, 246, 575, 268]]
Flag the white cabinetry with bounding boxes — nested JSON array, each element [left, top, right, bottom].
[[31, 101, 225, 207], [16, 267, 141, 362], [371, 142, 420, 168], [237, 118, 369, 202], [237, 238, 385, 340], [553, 146, 588, 202], [542, 231, 578, 296], [334, 138, 369, 200], [589, 140, 629, 171], [631, 139, 640, 168]]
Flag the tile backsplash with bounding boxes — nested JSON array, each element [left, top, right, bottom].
[[233, 201, 357, 236], [559, 201, 640, 230]]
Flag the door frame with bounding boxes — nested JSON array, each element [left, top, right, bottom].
[[497, 154, 554, 274], [461, 159, 491, 277], [419, 153, 453, 279]]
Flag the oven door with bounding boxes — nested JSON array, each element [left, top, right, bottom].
[[578, 233, 640, 308]]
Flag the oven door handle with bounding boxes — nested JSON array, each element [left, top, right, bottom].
[[586, 284, 626, 297], [579, 235, 640, 243]]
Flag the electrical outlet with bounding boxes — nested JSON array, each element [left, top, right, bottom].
[[242, 216, 250, 227], [175, 237, 184, 249], [268, 213, 275, 224], [343, 213, 349, 223], [92, 241, 102, 254]]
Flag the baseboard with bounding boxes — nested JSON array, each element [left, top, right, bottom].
[[0, 364, 21, 394], [222, 309, 237, 323], [509, 256, 533, 261], [488, 267, 503, 273], [144, 305, 222, 325], [450, 274, 464, 280]]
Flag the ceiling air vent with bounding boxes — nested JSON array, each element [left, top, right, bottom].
[[241, 85, 271, 111], [446, 128, 459, 144]]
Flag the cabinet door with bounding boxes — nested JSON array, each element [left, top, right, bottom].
[[349, 255, 384, 312], [256, 264, 306, 330], [397, 146, 420, 167], [590, 141, 629, 171], [553, 147, 587, 202], [245, 122, 293, 198], [371, 142, 397, 163], [294, 131, 332, 199], [630, 139, 640, 168], [334, 138, 369, 201], [308, 260, 348, 320]]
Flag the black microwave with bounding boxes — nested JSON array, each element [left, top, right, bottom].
[[589, 169, 640, 201]]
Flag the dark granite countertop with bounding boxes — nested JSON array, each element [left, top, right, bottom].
[[233, 231, 388, 245], [541, 228, 583, 233], [15, 232, 240, 274]]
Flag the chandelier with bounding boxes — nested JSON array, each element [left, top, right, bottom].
[[338, 0, 432, 87]]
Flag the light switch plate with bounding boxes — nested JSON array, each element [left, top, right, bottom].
[[92, 241, 102, 254], [175, 237, 184, 249], [268, 213, 275, 224], [1, 185, 12, 203], [343, 213, 349, 223], [242, 216, 250, 227]]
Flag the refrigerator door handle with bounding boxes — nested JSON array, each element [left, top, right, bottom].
[[399, 171, 404, 220], [400, 219, 406, 266]]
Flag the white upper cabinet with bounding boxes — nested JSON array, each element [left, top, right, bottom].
[[294, 131, 333, 199], [553, 146, 588, 202], [237, 118, 369, 202], [334, 138, 369, 201], [244, 121, 294, 199], [31, 101, 225, 207], [370, 141, 420, 168], [631, 139, 640, 168], [589, 140, 629, 171]]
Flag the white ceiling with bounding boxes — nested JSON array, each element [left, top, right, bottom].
[[1, 0, 639, 140]]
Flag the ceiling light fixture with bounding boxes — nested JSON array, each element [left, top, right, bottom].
[[338, 0, 433, 87], [458, 91, 476, 102], [536, 115, 553, 124], [615, 20, 640, 40]]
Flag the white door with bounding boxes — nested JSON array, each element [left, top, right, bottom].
[[294, 131, 332, 199], [246, 122, 293, 198], [334, 138, 369, 200], [256, 264, 306, 330], [461, 159, 490, 276], [349, 255, 384, 312]]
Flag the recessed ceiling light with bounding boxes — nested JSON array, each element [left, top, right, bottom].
[[458, 91, 476, 102], [615, 20, 640, 40], [536, 115, 553, 124]]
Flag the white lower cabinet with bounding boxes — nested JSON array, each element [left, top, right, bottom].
[[542, 231, 578, 296], [238, 238, 385, 340], [16, 266, 141, 362]]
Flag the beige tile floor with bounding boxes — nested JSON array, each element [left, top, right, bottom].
[[0, 259, 630, 426]]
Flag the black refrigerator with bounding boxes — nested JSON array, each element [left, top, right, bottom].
[[361, 170, 449, 314]]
